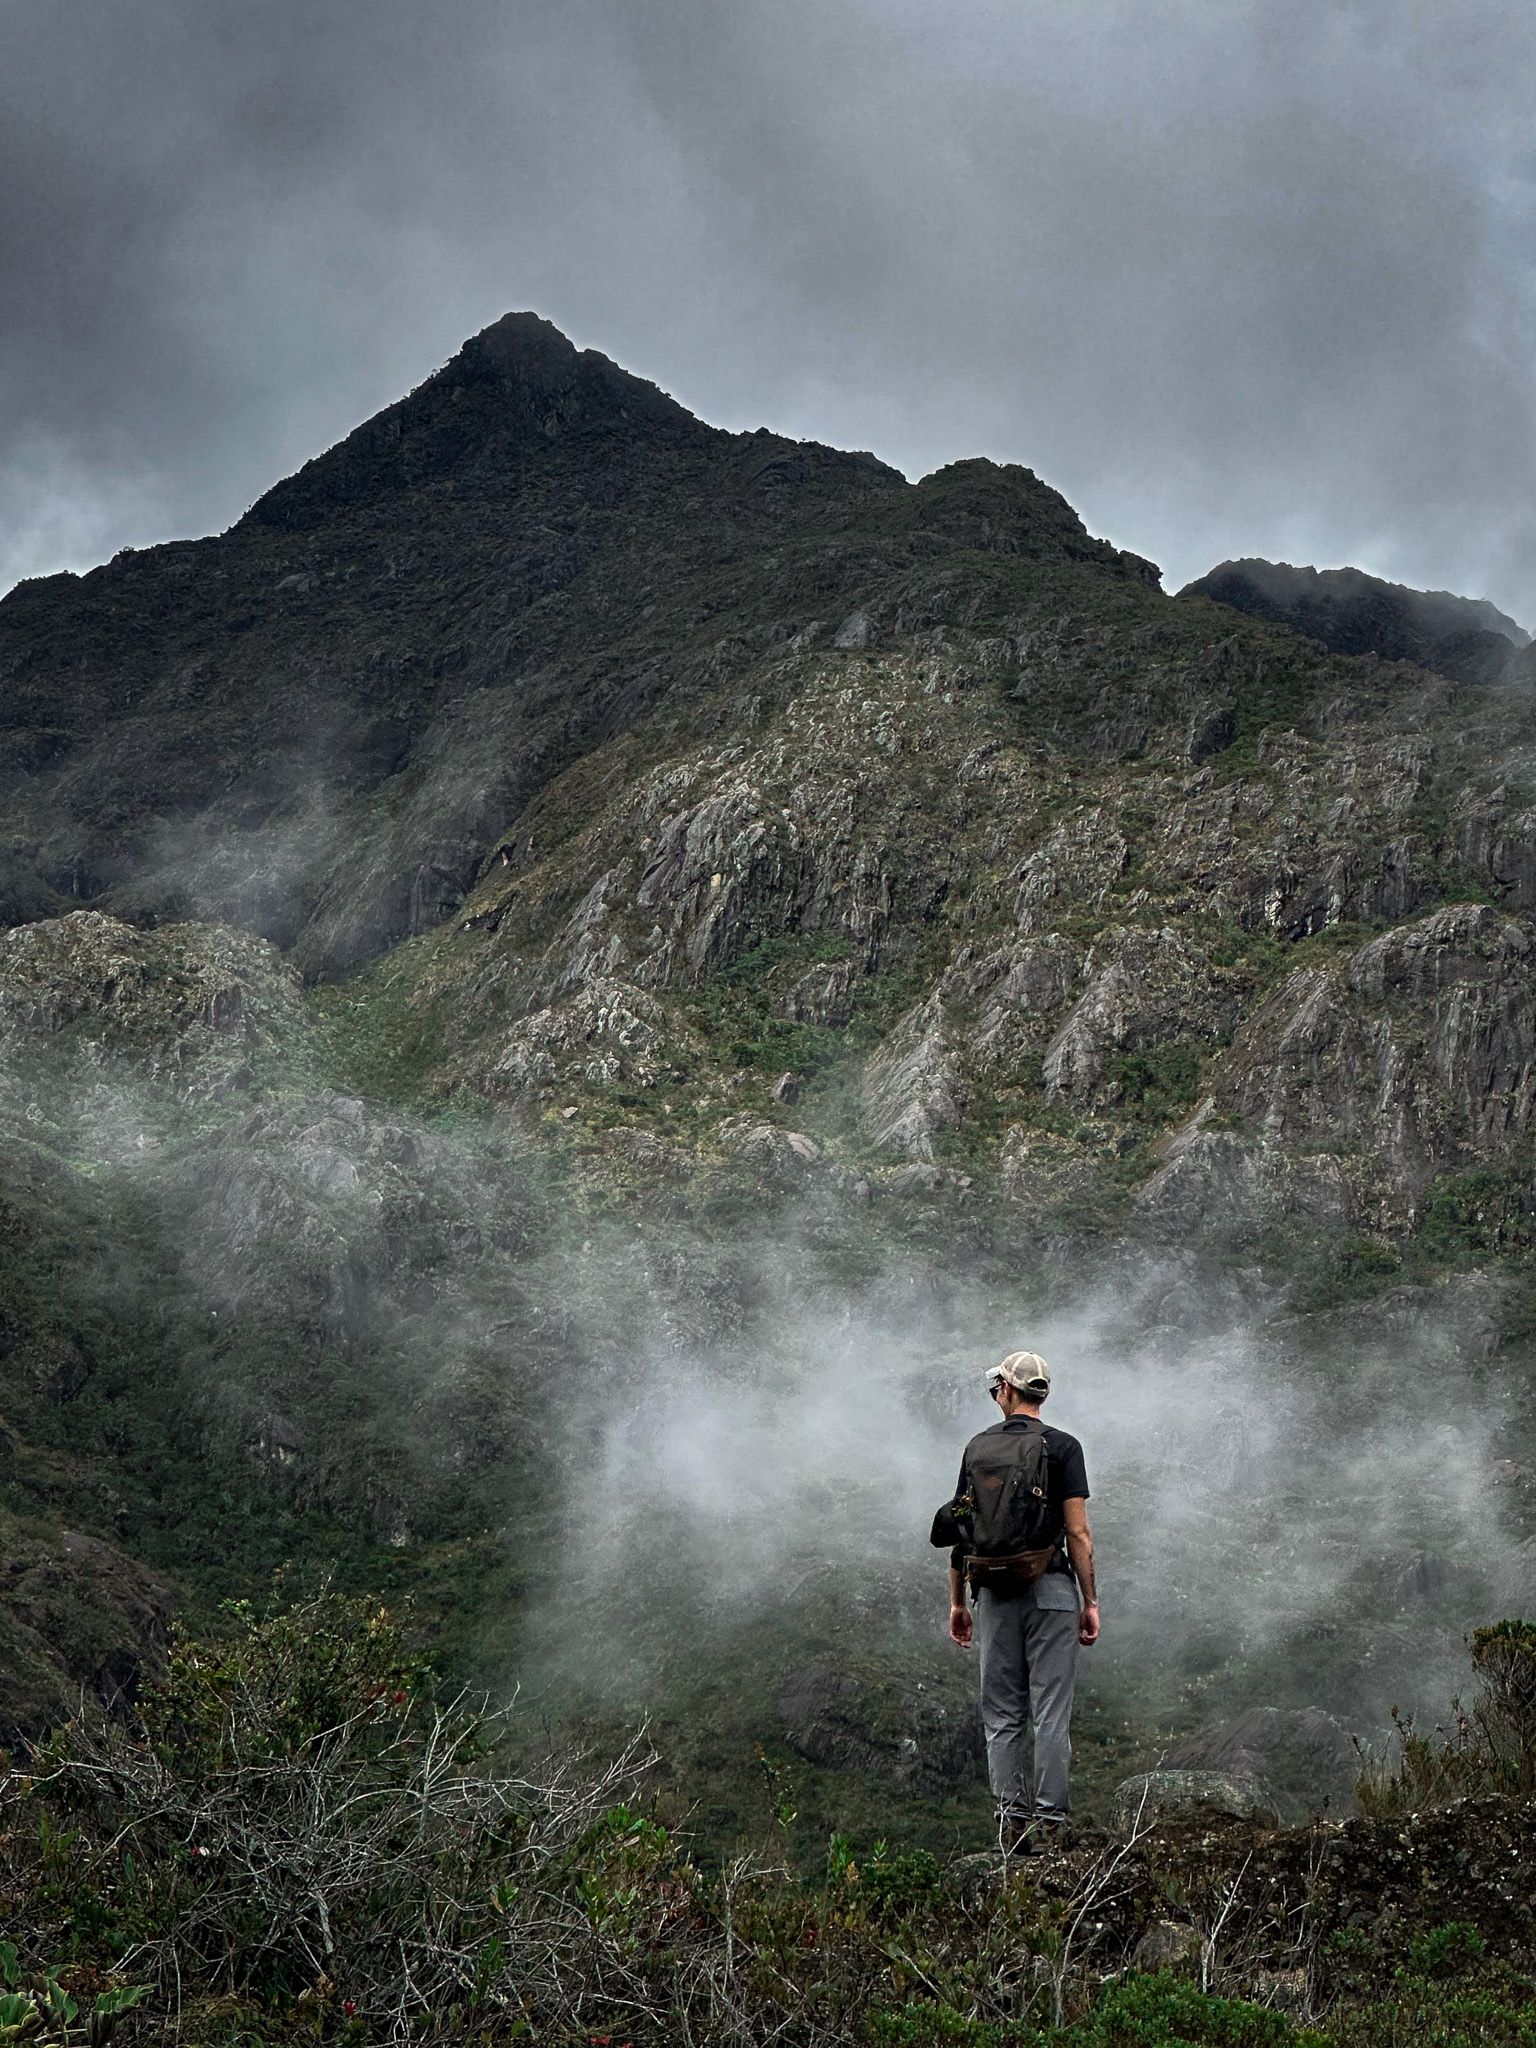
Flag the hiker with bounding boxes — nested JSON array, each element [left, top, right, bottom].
[[935, 1350, 1099, 1851]]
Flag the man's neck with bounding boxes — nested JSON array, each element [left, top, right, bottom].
[[1000, 1396, 1043, 1421]]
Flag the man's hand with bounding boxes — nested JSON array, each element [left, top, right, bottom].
[[948, 1602, 973, 1649], [1078, 1601, 1100, 1648]]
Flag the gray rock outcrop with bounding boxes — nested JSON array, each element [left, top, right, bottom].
[[1112, 1768, 1279, 1835]]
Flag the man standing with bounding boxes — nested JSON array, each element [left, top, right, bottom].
[[945, 1350, 1099, 1851]]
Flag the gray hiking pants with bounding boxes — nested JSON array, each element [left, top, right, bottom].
[[973, 1583, 1080, 1822]]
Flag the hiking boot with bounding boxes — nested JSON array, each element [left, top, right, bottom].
[[998, 1816, 1078, 1857], [996, 1813, 1036, 1858]]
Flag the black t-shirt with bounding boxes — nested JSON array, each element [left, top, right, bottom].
[[948, 1416, 1090, 1576]]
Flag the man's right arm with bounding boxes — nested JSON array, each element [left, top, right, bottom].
[[947, 1455, 972, 1647], [948, 1563, 971, 1648]]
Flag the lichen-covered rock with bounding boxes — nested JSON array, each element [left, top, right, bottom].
[[634, 778, 805, 983], [0, 910, 310, 1101], [597, 1127, 694, 1182], [1014, 809, 1128, 928], [715, 1115, 822, 1174], [1456, 795, 1536, 912], [1134, 1124, 1354, 1239], [1042, 926, 1212, 1102], [943, 935, 1080, 1070], [1133, 1919, 1204, 1973], [863, 995, 963, 1158], [1199, 902, 1536, 1221], [1112, 1768, 1279, 1834], [466, 975, 684, 1095], [777, 957, 862, 1026]]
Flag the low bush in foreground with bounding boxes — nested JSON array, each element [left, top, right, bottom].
[[1, 1594, 1532, 2045]]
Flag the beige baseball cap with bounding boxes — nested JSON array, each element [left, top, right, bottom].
[[986, 1350, 1052, 1395]]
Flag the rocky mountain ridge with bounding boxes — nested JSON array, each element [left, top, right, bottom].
[[1184, 557, 1533, 685], [0, 311, 1147, 977]]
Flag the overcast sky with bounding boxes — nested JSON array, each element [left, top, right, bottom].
[[4, 0, 1534, 621]]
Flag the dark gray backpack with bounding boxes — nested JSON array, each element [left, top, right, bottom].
[[931, 1419, 1057, 1592]]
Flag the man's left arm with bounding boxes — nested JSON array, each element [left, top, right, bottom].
[[1063, 1497, 1099, 1646]]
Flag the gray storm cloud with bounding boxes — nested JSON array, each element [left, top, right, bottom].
[[2, 0, 1534, 621]]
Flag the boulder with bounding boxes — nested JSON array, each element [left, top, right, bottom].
[[1111, 1768, 1278, 1835], [0, 1526, 173, 1747], [1134, 1919, 1204, 1973], [776, 1661, 981, 1795]]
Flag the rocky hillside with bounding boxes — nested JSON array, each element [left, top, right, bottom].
[[1, 314, 1533, 1835], [1184, 557, 1532, 685]]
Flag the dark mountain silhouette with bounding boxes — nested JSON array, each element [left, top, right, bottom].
[[1182, 557, 1531, 685]]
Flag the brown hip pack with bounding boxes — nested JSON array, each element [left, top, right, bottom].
[[965, 1548, 1058, 1596]]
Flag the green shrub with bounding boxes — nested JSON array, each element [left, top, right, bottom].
[[857, 1844, 946, 1917], [1357, 1619, 1536, 1813], [1404, 1923, 1487, 1982], [1103, 1041, 1205, 1124], [865, 2001, 1025, 2046], [0, 1941, 145, 2047], [1068, 1973, 1311, 2047], [1469, 1620, 1536, 1794], [1419, 1168, 1536, 1261]]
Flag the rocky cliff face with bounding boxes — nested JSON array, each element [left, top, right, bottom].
[[2, 315, 1534, 1811]]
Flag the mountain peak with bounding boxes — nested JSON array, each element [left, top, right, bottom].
[[459, 308, 581, 378], [441, 311, 693, 429], [241, 310, 705, 534]]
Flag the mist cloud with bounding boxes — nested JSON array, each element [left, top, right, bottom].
[[534, 1216, 1530, 1735], [3, 0, 1534, 621], [5, 959, 1530, 1777]]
